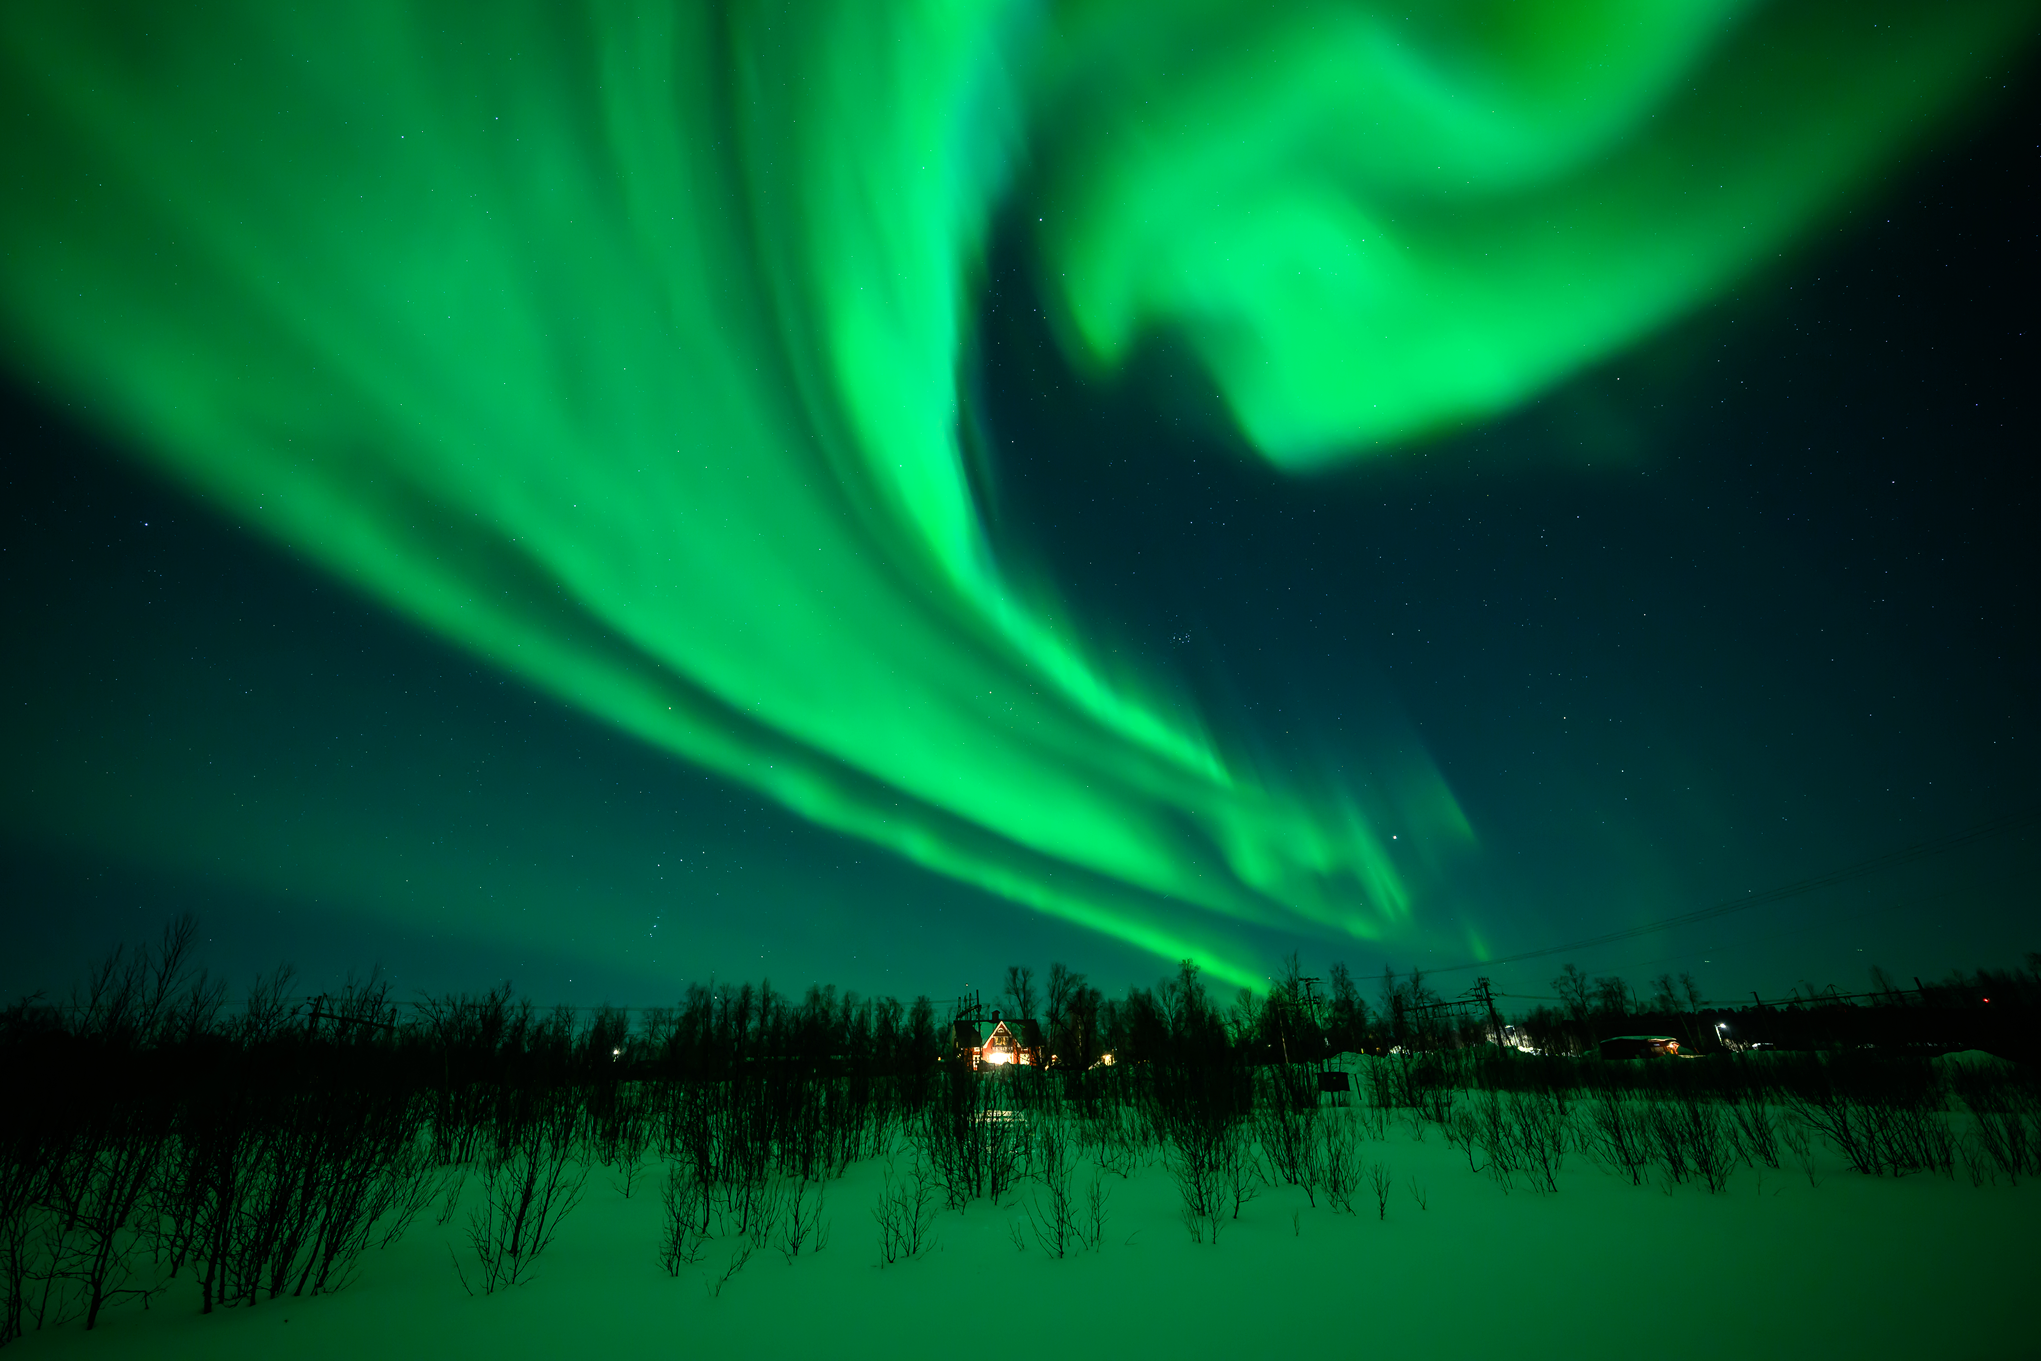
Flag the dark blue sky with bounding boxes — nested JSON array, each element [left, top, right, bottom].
[[3, 66, 2034, 1015]]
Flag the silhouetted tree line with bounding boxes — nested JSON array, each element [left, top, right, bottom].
[[1514, 955, 2041, 1064], [0, 920, 441, 1343], [0, 919, 958, 1342], [3, 922, 2036, 1343]]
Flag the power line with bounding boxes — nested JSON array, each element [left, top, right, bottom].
[[1428, 807, 2040, 976]]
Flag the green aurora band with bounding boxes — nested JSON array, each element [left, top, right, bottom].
[[0, 1, 2027, 986]]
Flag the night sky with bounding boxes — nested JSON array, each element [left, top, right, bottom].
[[2, 7, 2035, 1014]]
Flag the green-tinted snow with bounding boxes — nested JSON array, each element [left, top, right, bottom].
[[11, 1097, 2029, 1359]]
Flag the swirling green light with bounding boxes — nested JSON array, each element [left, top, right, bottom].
[[0, 1, 2024, 985]]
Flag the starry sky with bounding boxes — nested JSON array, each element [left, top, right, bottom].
[[1, 3, 2035, 1012]]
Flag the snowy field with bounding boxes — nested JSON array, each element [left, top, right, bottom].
[[10, 1056, 2031, 1361]]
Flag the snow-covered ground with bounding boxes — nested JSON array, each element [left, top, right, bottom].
[[12, 1067, 2031, 1361]]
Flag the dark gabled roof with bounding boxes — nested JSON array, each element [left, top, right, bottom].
[[950, 1020, 982, 1047], [984, 1017, 1045, 1049]]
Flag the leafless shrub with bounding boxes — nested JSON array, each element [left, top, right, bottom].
[[1254, 1067, 1318, 1195], [1221, 1129, 1261, 1221], [1790, 1088, 1953, 1179], [776, 1177, 829, 1261], [380, 1142, 454, 1251], [740, 1178, 791, 1251], [1318, 1115, 1361, 1215], [1684, 1096, 1733, 1193], [295, 1124, 440, 1296], [1470, 1087, 1561, 1194], [1509, 1090, 1569, 1195], [1024, 1124, 1078, 1257], [1955, 1070, 2035, 1185], [1365, 1059, 1397, 1115], [1473, 1087, 1519, 1193], [1080, 1167, 1110, 1251], [1584, 1088, 1650, 1186], [1780, 1116, 1821, 1188], [983, 1113, 1029, 1209], [607, 1089, 654, 1200], [709, 1243, 752, 1298], [1972, 1108, 2032, 1184], [1958, 1134, 1992, 1188], [1444, 1107, 1484, 1176], [913, 1072, 1029, 1210], [658, 1166, 710, 1274], [35, 1092, 175, 1327], [454, 1095, 588, 1295], [433, 1167, 467, 1227], [872, 1161, 938, 1266], [1165, 1128, 1227, 1245], [1727, 1087, 1780, 1170], [1081, 1099, 1153, 1178], [1646, 1099, 1693, 1189], [1368, 1160, 1392, 1220]]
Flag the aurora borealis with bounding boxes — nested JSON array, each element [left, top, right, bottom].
[[1, 2, 2036, 1001]]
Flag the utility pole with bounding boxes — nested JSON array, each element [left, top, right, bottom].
[[1476, 977, 1506, 1056], [1300, 976, 1325, 1068]]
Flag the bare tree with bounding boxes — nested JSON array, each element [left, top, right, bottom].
[[1001, 966, 1038, 1021], [1080, 1167, 1110, 1251], [1584, 1088, 1651, 1186], [775, 1178, 829, 1261], [455, 1091, 588, 1294], [604, 1087, 654, 1199], [1368, 1160, 1393, 1220], [1046, 964, 1083, 1039], [709, 1243, 751, 1297], [1552, 965, 1594, 1047], [1022, 1122, 1078, 1257], [1165, 1121, 1230, 1244], [1318, 1115, 1361, 1214], [658, 1166, 710, 1274], [1221, 1125, 1260, 1220], [1255, 1066, 1319, 1205], [872, 1160, 938, 1265], [1591, 975, 1632, 1025]]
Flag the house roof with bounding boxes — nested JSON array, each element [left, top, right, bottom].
[[984, 1017, 1045, 1049]]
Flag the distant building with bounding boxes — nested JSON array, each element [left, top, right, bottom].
[[1599, 1034, 1680, 1060], [1488, 1023, 1538, 1054], [953, 1011, 1047, 1070]]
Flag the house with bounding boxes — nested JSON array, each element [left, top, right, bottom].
[[1599, 1034, 1680, 1060], [954, 1011, 1047, 1069], [949, 1019, 982, 1066], [980, 1013, 1047, 1068]]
